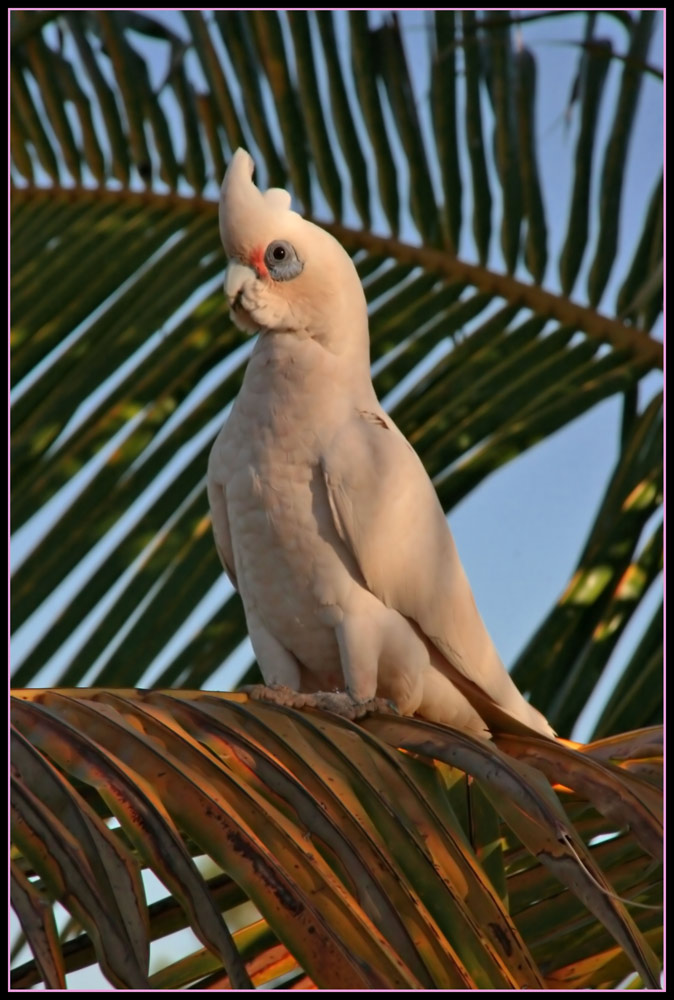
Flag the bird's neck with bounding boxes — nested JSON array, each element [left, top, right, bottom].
[[247, 329, 377, 407]]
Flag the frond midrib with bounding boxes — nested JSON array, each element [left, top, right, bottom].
[[11, 183, 662, 373]]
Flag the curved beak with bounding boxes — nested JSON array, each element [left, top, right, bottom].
[[224, 261, 256, 307]]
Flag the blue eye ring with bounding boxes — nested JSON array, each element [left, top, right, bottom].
[[264, 240, 304, 281]]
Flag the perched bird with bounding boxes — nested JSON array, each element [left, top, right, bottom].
[[208, 149, 554, 739]]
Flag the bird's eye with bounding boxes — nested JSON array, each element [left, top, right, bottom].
[[264, 240, 303, 281]]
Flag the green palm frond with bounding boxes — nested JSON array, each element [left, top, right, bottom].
[[511, 393, 662, 733]]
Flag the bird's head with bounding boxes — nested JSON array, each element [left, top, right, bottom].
[[219, 150, 367, 351]]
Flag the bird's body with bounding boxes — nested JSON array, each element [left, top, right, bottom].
[[208, 149, 555, 738], [210, 334, 354, 694]]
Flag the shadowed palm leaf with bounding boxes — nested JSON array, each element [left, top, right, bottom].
[[11, 691, 663, 989]]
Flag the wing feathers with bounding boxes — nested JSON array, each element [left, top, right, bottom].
[[321, 410, 555, 737], [207, 459, 238, 590]]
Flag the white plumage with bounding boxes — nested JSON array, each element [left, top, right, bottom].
[[208, 149, 554, 738]]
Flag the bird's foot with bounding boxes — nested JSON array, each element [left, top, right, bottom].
[[241, 685, 398, 720], [241, 684, 310, 709], [299, 691, 399, 719]]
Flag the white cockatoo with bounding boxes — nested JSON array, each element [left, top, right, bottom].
[[208, 149, 555, 738]]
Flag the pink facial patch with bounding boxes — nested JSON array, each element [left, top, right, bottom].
[[249, 246, 269, 279]]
